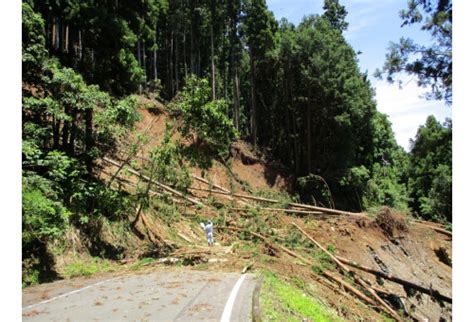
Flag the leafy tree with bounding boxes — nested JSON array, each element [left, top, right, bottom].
[[408, 116, 451, 221], [375, 0, 452, 105], [175, 75, 238, 166]]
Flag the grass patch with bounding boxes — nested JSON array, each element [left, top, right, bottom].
[[260, 271, 341, 322], [62, 257, 114, 278], [130, 257, 157, 271]]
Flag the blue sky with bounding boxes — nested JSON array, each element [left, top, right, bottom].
[[267, 0, 452, 150]]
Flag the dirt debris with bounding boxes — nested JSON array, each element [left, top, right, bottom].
[[374, 206, 408, 238]]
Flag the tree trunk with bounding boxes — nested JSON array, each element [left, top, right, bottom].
[[174, 31, 179, 92], [190, 8, 195, 75], [142, 41, 147, 87], [137, 39, 142, 93], [137, 39, 142, 67], [169, 34, 174, 95], [210, 24, 216, 101], [153, 31, 158, 82], [52, 117, 60, 149], [61, 107, 70, 150], [103, 157, 205, 207], [233, 68, 241, 130], [52, 18, 56, 50], [321, 271, 377, 307], [284, 77, 292, 168], [292, 223, 403, 321], [78, 29, 82, 60], [293, 107, 299, 175], [85, 109, 93, 173], [68, 108, 78, 155], [336, 256, 452, 303], [57, 19, 62, 53], [183, 23, 188, 79], [250, 57, 257, 149], [306, 99, 311, 174], [65, 24, 69, 53]]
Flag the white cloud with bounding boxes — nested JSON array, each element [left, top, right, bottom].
[[343, 0, 397, 40], [374, 76, 451, 151]]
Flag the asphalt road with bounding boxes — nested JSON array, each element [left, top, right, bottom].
[[22, 269, 257, 321]]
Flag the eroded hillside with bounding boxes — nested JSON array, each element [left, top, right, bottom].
[[86, 100, 452, 321]]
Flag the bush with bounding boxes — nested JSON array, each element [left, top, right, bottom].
[[22, 182, 70, 245]]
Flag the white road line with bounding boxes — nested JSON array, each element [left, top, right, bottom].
[[22, 277, 120, 310], [220, 274, 247, 322]]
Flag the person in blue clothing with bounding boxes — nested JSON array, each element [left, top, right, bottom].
[[201, 220, 214, 246]]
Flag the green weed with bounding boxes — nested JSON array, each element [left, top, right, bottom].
[[260, 271, 341, 322], [63, 257, 113, 278]]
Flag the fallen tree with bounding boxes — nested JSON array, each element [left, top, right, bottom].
[[103, 157, 206, 208], [335, 255, 452, 304], [320, 270, 377, 307], [291, 222, 403, 321], [185, 187, 361, 216], [230, 207, 322, 215]]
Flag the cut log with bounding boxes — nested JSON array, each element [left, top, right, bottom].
[[184, 187, 361, 216], [217, 226, 312, 265], [336, 256, 452, 304], [230, 207, 322, 215], [177, 232, 193, 244], [103, 157, 206, 208], [102, 170, 186, 205], [107, 115, 160, 188], [312, 273, 370, 308], [192, 175, 230, 193], [413, 222, 452, 237], [188, 186, 253, 208], [321, 271, 377, 307], [291, 222, 350, 271], [291, 222, 403, 321], [288, 202, 362, 216]]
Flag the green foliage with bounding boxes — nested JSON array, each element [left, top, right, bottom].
[[408, 116, 451, 222], [71, 182, 134, 223], [22, 267, 40, 288], [150, 197, 182, 224], [375, 0, 452, 104], [21, 14, 142, 274], [322, 0, 349, 31], [144, 123, 192, 191], [176, 75, 238, 165], [130, 257, 156, 271], [298, 174, 335, 209], [22, 3, 47, 82], [100, 95, 141, 129], [311, 249, 336, 274], [363, 164, 410, 212], [22, 173, 70, 245]]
